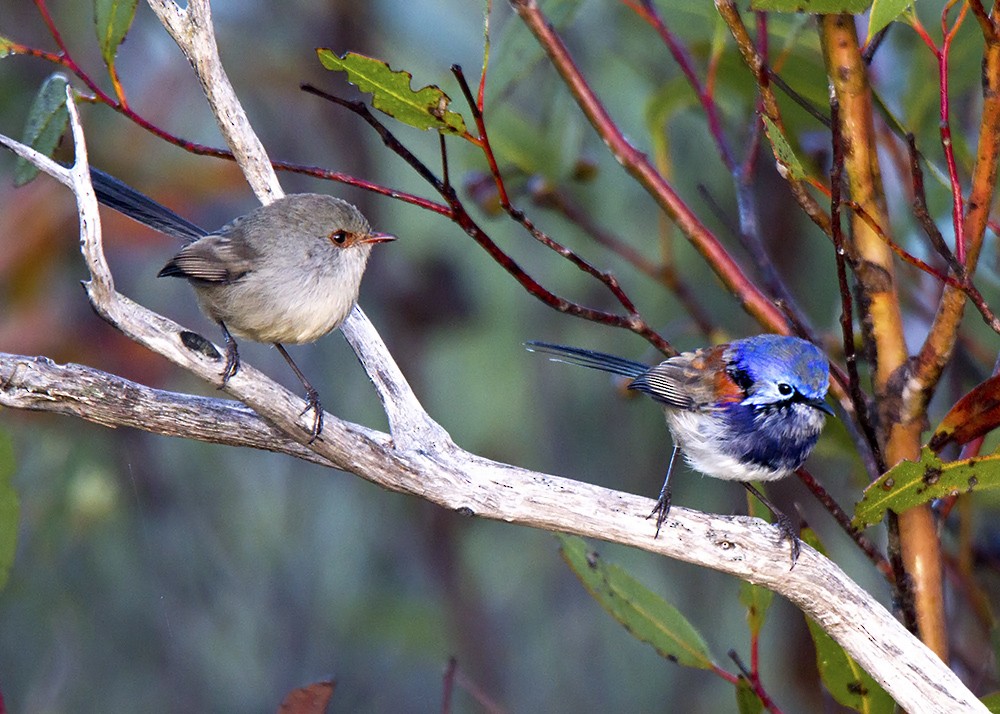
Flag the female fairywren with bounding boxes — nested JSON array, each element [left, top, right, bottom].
[[528, 335, 833, 552], [90, 167, 395, 442]]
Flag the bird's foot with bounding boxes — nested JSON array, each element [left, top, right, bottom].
[[220, 341, 240, 387], [774, 512, 801, 568], [302, 387, 324, 443], [646, 488, 672, 538]]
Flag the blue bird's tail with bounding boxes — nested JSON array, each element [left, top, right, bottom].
[[525, 341, 649, 379], [90, 167, 208, 243]]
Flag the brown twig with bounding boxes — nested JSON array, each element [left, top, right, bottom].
[[512, 0, 789, 334], [624, 0, 816, 338], [715, 0, 832, 238], [301, 84, 674, 355], [829, 97, 883, 477], [450, 66, 652, 330], [530, 185, 718, 337], [794, 468, 891, 580]]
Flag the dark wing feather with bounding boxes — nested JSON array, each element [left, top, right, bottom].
[[525, 341, 650, 379], [90, 167, 208, 243]]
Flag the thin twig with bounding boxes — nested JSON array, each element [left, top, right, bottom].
[[301, 84, 674, 354]]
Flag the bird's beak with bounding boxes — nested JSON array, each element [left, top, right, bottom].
[[809, 397, 836, 416], [363, 231, 397, 244]]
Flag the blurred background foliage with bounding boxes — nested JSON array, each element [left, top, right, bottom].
[[0, 0, 998, 712]]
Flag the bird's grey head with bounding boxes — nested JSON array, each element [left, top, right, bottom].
[[270, 194, 388, 253]]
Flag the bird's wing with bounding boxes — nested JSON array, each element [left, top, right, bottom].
[[628, 360, 699, 409], [158, 233, 257, 283], [630, 347, 743, 411]]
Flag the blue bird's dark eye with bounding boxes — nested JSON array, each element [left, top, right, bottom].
[[330, 230, 348, 245], [777, 383, 793, 397]]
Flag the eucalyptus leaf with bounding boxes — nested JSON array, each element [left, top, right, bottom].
[[867, 0, 912, 42], [15, 74, 70, 186], [559, 535, 716, 669], [94, 0, 139, 67], [316, 50, 466, 134], [761, 116, 807, 181], [800, 530, 893, 714], [853, 447, 1000, 529]]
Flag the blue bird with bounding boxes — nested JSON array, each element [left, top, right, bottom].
[[527, 335, 832, 560]]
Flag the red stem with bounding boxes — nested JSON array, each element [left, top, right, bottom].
[[940, 1, 969, 265], [623, 0, 735, 170], [511, 0, 787, 332]]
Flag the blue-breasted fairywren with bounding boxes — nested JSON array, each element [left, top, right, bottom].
[[527, 335, 833, 557]]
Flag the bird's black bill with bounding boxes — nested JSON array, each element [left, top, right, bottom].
[[808, 397, 835, 416], [90, 167, 208, 243]]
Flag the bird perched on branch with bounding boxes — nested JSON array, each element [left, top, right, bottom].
[[90, 167, 395, 441], [527, 335, 832, 562]]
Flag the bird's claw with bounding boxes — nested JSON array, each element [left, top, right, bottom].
[[303, 387, 324, 443], [220, 341, 240, 387], [775, 512, 801, 568], [646, 488, 672, 538]]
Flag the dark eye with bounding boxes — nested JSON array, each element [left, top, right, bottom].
[[777, 383, 793, 397], [330, 230, 348, 245]]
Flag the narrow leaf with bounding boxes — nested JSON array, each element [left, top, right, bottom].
[[558, 535, 716, 669], [800, 530, 893, 714], [928, 373, 1000, 453], [316, 50, 467, 134], [751, 0, 871, 11], [853, 446, 1000, 529], [761, 116, 807, 181], [0, 431, 19, 591], [981, 692, 1000, 713], [804, 614, 894, 713], [735, 678, 764, 714], [867, 0, 912, 42], [94, 0, 139, 67], [14, 74, 70, 186]]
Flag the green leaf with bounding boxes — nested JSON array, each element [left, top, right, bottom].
[[800, 530, 894, 714], [558, 535, 717, 669], [14, 74, 70, 186], [982, 692, 1000, 713], [316, 50, 467, 134], [867, 0, 912, 42], [853, 446, 1000, 529], [761, 115, 807, 181], [739, 579, 774, 638], [0, 431, 19, 591], [751, 0, 871, 11], [804, 614, 894, 713], [735, 678, 764, 714], [94, 0, 139, 67]]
